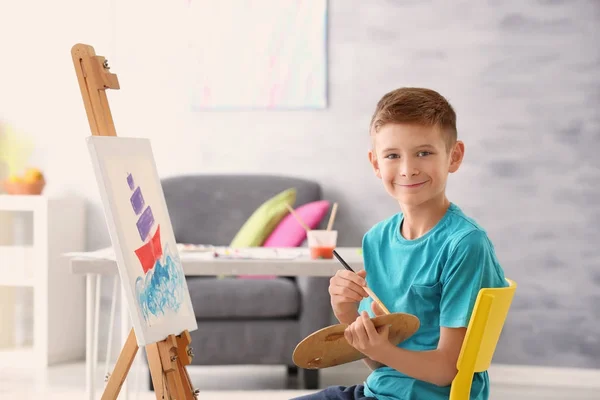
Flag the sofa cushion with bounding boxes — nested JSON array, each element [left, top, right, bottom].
[[230, 187, 296, 247], [187, 276, 300, 319], [264, 200, 331, 247]]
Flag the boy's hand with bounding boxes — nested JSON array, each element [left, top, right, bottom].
[[329, 269, 369, 323], [344, 310, 391, 361], [371, 299, 387, 317]]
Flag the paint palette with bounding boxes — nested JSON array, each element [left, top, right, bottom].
[[292, 312, 420, 369]]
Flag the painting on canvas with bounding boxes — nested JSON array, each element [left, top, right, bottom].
[[87, 136, 197, 346], [186, 0, 328, 110]]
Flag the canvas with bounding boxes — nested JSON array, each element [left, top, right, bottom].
[[87, 136, 197, 346]]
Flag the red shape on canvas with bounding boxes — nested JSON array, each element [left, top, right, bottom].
[[134, 224, 163, 274]]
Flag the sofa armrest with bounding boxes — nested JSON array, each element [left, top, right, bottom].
[[296, 276, 333, 339]]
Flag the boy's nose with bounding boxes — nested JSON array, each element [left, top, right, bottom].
[[400, 162, 419, 177]]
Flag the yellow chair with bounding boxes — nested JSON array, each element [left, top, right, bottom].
[[449, 278, 517, 400]]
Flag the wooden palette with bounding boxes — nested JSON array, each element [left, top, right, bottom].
[[293, 312, 420, 369]]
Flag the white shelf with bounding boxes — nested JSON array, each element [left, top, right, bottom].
[[0, 196, 86, 367], [0, 278, 35, 288], [0, 194, 47, 212], [0, 246, 35, 286]]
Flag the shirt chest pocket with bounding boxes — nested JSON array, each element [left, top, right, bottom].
[[408, 282, 441, 328]]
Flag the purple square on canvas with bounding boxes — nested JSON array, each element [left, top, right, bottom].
[[136, 206, 154, 242], [127, 173, 135, 190], [130, 187, 145, 215]]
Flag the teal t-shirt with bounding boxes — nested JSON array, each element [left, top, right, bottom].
[[357, 203, 507, 400]]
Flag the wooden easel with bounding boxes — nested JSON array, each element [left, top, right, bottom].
[[71, 43, 198, 400]]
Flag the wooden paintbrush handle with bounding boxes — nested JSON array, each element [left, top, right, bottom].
[[285, 204, 311, 232], [364, 287, 391, 315]]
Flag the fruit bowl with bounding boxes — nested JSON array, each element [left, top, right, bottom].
[[2, 178, 46, 195]]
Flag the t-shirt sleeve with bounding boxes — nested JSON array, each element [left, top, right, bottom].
[[439, 230, 505, 328]]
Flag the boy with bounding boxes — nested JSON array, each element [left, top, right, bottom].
[[292, 88, 507, 400]]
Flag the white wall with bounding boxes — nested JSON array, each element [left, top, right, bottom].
[[1, 0, 599, 369], [0, 0, 118, 255]]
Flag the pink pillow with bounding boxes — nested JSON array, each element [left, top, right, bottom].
[[263, 200, 331, 247], [238, 200, 331, 280]]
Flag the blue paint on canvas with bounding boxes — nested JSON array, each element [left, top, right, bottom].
[[135, 244, 185, 325]]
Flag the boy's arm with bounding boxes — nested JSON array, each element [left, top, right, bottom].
[[372, 326, 466, 387], [363, 358, 385, 370]]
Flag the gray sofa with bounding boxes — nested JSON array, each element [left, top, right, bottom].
[[158, 174, 332, 389]]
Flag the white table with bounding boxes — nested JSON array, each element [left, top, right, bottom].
[[67, 246, 364, 400]]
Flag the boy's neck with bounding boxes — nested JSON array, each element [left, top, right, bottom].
[[399, 195, 450, 240]]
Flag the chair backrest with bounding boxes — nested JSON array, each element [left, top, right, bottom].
[[449, 278, 517, 400]]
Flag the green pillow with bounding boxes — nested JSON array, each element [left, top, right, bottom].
[[230, 188, 296, 247]]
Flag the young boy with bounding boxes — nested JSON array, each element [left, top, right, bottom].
[[292, 88, 507, 400]]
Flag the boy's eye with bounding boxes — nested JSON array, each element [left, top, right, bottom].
[[385, 153, 400, 159], [417, 151, 432, 157]]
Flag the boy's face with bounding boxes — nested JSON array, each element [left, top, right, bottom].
[[368, 123, 464, 207]]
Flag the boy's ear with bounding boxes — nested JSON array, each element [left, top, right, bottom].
[[368, 149, 382, 178], [448, 140, 465, 173]]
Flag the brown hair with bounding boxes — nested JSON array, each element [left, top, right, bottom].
[[369, 87, 457, 149]]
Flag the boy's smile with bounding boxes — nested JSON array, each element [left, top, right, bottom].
[[369, 123, 463, 208], [395, 181, 429, 188]]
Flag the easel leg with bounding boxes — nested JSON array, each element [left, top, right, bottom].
[[146, 343, 166, 400], [175, 332, 195, 398], [176, 360, 195, 400], [157, 336, 187, 399], [101, 329, 138, 400]]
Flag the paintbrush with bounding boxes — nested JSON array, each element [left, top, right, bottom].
[[332, 250, 391, 315]]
